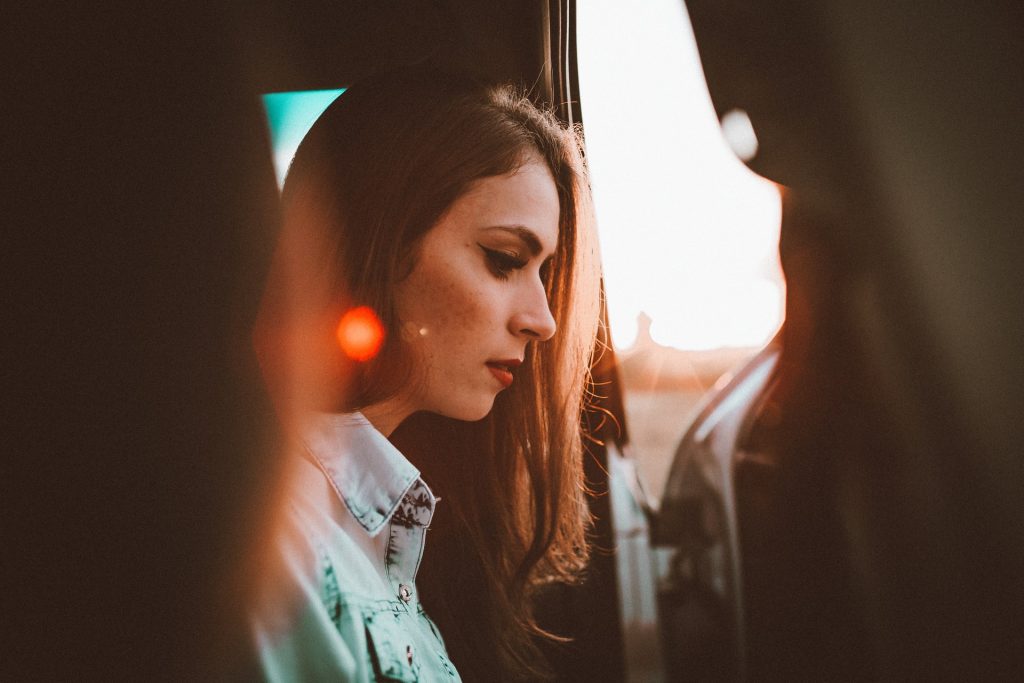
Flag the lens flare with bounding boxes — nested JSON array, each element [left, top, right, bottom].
[[336, 306, 384, 361]]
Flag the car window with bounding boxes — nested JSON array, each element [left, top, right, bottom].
[[263, 89, 346, 187], [577, 0, 785, 502]]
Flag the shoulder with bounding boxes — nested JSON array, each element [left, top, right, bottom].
[[264, 455, 380, 593], [249, 459, 374, 681]]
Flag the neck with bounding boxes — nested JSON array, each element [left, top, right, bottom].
[[360, 398, 415, 437]]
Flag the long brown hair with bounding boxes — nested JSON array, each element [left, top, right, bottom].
[[270, 69, 601, 680]]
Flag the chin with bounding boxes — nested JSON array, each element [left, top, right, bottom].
[[437, 395, 497, 423]]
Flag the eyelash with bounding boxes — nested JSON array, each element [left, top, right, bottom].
[[481, 246, 527, 280]]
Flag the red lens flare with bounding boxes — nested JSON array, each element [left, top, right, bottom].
[[336, 306, 384, 362]]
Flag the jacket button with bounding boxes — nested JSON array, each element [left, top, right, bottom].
[[399, 584, 412, 603]]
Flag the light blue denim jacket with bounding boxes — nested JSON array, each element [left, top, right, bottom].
[[252, 412, 461, 682]]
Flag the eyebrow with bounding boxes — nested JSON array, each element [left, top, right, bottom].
[[484, 225, 548, 257]]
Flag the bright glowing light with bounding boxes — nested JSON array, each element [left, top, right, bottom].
[[720, 109, 760, 162], [336, 306, 384, 362], [577, 0, 785, 350]]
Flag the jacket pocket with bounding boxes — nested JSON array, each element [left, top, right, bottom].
[[364, 612, 420, 682]]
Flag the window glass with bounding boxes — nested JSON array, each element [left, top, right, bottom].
[[578, 0, 784, 501], [262, 89, 346, 187]]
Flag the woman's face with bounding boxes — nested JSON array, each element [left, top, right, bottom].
[[393, 156, 560, 423]]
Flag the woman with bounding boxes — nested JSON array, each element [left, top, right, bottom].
[[252, 68, 601, 681]]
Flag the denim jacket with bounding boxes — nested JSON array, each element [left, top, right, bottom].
[[253, 412, 461, 682]]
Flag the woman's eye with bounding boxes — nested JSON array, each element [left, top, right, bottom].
[[481, 246, 527, 280]]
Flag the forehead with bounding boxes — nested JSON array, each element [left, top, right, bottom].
[[440, 160, 560, 254]]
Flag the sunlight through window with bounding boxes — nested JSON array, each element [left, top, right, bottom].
[[577, 0, 786, 503], [577, 0, 783, 353]]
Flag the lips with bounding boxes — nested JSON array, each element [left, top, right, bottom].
[[486, 359, 521, 389]]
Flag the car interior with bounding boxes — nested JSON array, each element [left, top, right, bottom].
[[8, 0, 1022, 680]]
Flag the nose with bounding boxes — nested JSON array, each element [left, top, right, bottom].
[[510, 277, 557, 342]]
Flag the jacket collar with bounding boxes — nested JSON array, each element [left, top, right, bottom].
[[299, 411, 434, 537]]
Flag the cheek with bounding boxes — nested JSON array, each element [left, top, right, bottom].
[[400, 268, 492, 362]]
